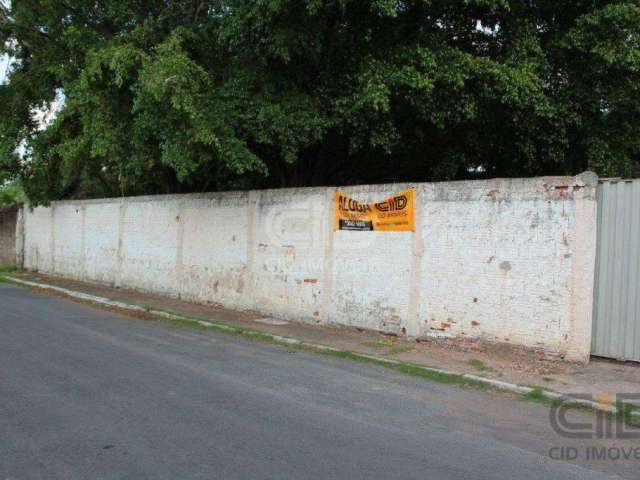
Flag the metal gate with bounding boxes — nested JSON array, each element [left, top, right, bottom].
[[592, 179, 640, 362]]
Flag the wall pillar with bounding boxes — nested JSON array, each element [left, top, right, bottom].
[[15, 205, 25, 268], [321, 188, 335, 323], [406, 187, 424, 337], [566, 172, 599, 362], [115, 199, 127, 288], [245, 191, 259, 305]]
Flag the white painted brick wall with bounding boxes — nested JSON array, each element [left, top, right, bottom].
[[24, 206, 53, 273], [20, 173, 598, 361], [84, 202, 121, 285], [180, 192, 249, 309]]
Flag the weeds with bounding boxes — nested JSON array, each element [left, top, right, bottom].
[[0, 265, 21, 274], [384, 346, 415, 356], [468, 358, 495, 372], [363, 338, 394, 348]]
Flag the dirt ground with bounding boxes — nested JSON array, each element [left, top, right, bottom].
[[8, 271, 640, 404]]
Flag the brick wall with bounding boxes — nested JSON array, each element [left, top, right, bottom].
[[21, 173, 598, 361], [0, 205, 18, 266]]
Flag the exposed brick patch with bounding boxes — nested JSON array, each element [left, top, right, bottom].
[[0, 206, 18, 266]]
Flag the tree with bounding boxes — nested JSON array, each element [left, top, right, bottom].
[[0, 178, 24, 206], [1, 1, 639, 204]]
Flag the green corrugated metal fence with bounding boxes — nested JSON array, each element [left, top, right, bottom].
[[592, 179, 640, 362]]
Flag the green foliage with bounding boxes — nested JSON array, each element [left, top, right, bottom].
[[1, 1, 639, 204], [0, 181, 24, 207]]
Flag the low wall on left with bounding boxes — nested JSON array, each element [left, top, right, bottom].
[[0, 205, 18, 266]]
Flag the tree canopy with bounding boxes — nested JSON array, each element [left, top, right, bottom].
[[1, 1, 639, 204]]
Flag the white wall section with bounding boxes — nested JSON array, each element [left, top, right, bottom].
[[20, 173, 598, 361]]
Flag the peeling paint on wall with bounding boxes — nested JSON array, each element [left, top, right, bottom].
[[18, 173, 598, 361]]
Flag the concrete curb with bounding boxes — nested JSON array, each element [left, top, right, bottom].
[[3, 275, 620, 415]]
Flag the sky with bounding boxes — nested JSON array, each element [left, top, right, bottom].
[[1, 0, 9, 83], [1, 55, 10, 84]]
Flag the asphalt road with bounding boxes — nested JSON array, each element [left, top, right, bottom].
[[0, 282, 636, 480]]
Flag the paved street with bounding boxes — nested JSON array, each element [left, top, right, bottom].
[[0, 282, 635, 479]]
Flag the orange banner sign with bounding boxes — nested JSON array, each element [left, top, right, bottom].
[[333, 189, 415, 231]]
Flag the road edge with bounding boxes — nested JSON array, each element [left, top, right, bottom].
[[3, 274, 634, 419]]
